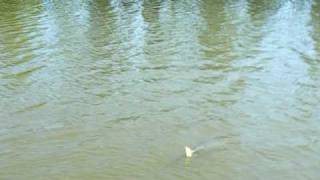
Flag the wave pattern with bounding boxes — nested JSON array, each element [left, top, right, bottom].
[[0, 0, 320, 179]]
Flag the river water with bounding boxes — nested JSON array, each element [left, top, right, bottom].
[[0, 0, 320, 179]]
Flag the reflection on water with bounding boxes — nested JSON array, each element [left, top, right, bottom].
[[0, 0, 319, 179]]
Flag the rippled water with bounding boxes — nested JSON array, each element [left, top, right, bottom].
[[0, 0, 320, 179]]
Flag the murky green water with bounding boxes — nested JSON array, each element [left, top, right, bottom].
[[0, 0, 320, 179]]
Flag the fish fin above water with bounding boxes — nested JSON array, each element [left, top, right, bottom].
[[185, 146, 195, 158]]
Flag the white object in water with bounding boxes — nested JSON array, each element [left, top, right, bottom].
[[185, 146, 195, 158]]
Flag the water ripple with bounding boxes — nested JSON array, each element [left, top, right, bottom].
[[1, 0, 320, 179]]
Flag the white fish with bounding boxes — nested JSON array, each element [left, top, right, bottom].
[[185, 146, 195, 158]]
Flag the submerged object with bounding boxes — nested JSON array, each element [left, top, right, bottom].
[[185, 146, 195, 158]]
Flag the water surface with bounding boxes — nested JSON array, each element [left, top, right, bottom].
[[0, 0, 320, 179]]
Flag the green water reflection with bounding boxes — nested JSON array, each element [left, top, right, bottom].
[[0, 0, 319, 179]]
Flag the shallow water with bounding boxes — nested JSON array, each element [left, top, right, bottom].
[[0, 0, 320, 179]]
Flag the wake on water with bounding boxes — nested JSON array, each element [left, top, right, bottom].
[[184, 135, 235, 158]]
